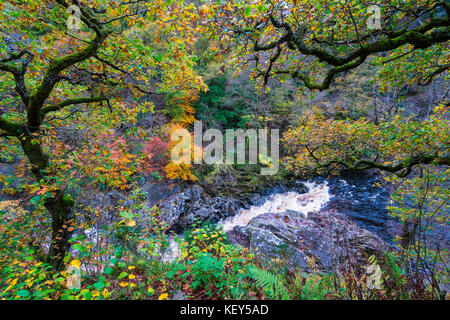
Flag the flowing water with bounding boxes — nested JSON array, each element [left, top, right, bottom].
[[221, 171, 399, 242], [323, 173, 396, 240], [222, 182, 331, 232], [80, 172, 399, 269]]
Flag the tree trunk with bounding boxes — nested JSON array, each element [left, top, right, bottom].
[[45, 191, 75, 270], [21, 135, 74, 270], [401, 219, 419, 249]]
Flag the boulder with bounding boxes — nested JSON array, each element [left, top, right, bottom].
[[228, 209, 386, 272], [158, 185, 239, 232], [155, 182, 386, 273]]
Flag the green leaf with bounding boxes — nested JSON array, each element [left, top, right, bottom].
[[93, 282, 105, 290], [83, 291, 93, 300], [152, 54, 163, 63], [17, 289, 30, 298], [104, 267, 114, 275], [244, 7, 252, 17], [73, 244, 84, 252]]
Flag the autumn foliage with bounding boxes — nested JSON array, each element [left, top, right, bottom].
[[282, 103, 449, 177], [75, 131, 137, 190], [0, 0, 448, 301], [141, 136, 169, 175]]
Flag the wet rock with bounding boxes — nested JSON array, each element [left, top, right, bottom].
[[288, 181, 310, 194], [158, 185, 239, 232], [141, 181, 181, 209], [228, 210, 386, 272], [155, 177, 390, 272]]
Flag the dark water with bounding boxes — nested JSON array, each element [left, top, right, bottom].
[[143, 171, 404, 244], [321, 171, 399, 243], [250, 170, 400, 243]]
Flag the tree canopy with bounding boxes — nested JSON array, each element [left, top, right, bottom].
[[203, 0, 449, 90], [0, 0, 448, 301]]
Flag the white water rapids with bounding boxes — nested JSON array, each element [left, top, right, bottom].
[[79, 181, 331, 269], [221, 181, 330, 232]]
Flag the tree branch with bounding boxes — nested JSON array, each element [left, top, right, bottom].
[[252, 12, 450, 90], [40, 95, 109, 118], [315, 153, 450, 178]]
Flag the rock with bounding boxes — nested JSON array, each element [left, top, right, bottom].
[[157, 185, 239, 232], [77, 189, 127, 224], [228, 210, 386, 272], [155, 181, 386, 273], [141, 181, 181, 209], [0, 161, 25, 196], [289, 181, 309, 194]]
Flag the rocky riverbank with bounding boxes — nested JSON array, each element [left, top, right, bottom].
[[155, 171, 395, 272]]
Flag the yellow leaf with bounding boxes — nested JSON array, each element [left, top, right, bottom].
[[70, 260, 81, 268], [125, 219, 136, 227], [158, 293, 168, 300]]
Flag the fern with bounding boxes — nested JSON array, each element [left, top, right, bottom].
[[248, 266, 290, 300], [301, 274, 330, 300]]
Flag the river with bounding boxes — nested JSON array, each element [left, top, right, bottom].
[[221, 171, 399, 243]]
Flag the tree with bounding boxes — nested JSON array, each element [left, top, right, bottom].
[[282, 103, 449, 177], [201, 0, 449, 174], [0, 0, 204, 269], [204, 0, 449, 90]]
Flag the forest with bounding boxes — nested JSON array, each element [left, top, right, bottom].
[[0, 0, 448, 301]]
